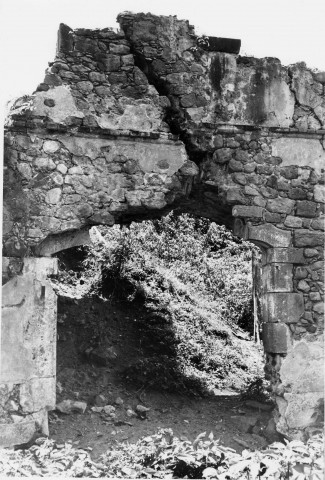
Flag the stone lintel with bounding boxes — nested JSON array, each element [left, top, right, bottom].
[[263, 247, 305, 265], [246, 223, 292, 248], [262, 323, 291, 354], [261, 292, 304, 323], [232, 205, 264, 218], [262, 263, 293, 293]]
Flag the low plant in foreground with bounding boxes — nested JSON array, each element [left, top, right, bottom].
[[0, 430, 323, 478]]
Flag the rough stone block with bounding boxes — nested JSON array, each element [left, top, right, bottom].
[[294, 230, 324, 247], [226, 187, 247, 205], [247, 223, 292, 248], [262, 323, 291, 353], [313, 302, 324, 314], [294, 266, 308, 279], [232, 205, 264, 218], [261, 292, 304, 323], [265, 247, 305, 264], [213, 148, 232, 164], [297, 280, 310, 292], [284, 216, 303, 228], [296, 200, 317, 218], [262, 264, 293, 292], [264, 211, 282, 223], [310, 217, 325, 230], [229, 159, 243, 172], [266, 197, 295, 214], [314, 185, 325, 203]]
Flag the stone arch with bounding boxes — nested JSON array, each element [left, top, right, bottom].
[[2, 11, 324, 446], [35, 227, 92, 257]]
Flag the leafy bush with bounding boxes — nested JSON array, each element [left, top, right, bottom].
[[66, 213, 264, 393]]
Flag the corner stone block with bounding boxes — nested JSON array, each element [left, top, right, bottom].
[[0, 421, 35, 448], [262, 323, 291, 353], [264, 247, 305, 264], [262, 264, 293, 292], [233, 218, 247, 238], [20, 377, 56, 413], [247, 223, 292, 248], [23, 257, 58, 278], [261, 292, 304, 323]]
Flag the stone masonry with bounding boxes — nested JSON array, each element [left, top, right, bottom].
[[2, 12, 324, 446]]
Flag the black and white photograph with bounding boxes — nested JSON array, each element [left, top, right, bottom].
[[0, 0, 324, 477]]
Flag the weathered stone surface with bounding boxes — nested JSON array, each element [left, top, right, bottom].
[[226, 187, 247, 205], [262, 264, 293, 292], [297, 280, 310, 292], [232, 205, 264, 218], [272, 138, 325, 173], [0, 421, 35, 448], [45, 188, 62, 205], [314, 185, 325, 203], [262, 323, 291, 353], [213, 148, 232, 164], [265, 248, 305, 264], [20, 377, 56, 413], [304, 248, 319, 257], [284, 216, 303, 228], [313, 302, 324, 314], [281, 340, 324, 396], [1, 258, 57, 383], [266, 198, 295, 214], [247, 224, 292, 248], [294, 266, 308, 279], [296, 200, 317, 218], [43, 140, 61, 154], [261, 293, 304, 323], [294, 230, 324, 247]]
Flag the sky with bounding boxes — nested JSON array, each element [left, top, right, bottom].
[[1, 0, 325, 107]]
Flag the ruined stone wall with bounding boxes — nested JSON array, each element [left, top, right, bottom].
[[2, 12, 324, 444], [1, 258, 57, 447]]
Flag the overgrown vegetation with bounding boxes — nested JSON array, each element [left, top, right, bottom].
[[63, 212, 264, 394], [1, 430, 323, 478]]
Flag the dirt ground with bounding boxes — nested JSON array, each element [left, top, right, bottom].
[[51, 295, 274, 461]]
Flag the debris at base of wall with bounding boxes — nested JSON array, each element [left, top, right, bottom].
[[56, 400, 87, 414]]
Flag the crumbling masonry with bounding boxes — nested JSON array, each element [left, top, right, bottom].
[[2, 12, 324, 447]]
